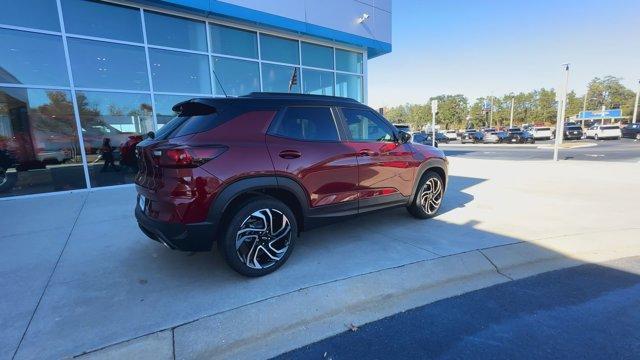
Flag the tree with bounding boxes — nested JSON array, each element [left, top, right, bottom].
[[585, 76, 635, 115]]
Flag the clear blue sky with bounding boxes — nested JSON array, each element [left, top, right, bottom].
[[368, 0, 640, 108]]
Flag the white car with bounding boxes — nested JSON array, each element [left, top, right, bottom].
[[529, 127, 553, 140], [585, 125, 622, 140], [444, 130, 458, 141]]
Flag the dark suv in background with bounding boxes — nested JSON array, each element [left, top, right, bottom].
[[135, 93, 448, 276]]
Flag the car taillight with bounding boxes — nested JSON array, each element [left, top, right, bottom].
[[154, 146, 227, 168]]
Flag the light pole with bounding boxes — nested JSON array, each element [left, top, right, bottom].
[[553, 63, 570, 161], [633, 80, 639, 123], [489, 96, 494, 128], [509, 96, 515, 129]]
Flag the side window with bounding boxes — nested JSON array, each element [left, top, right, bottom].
[[270, 107, 339, 141], [341, 108, 395, 142]]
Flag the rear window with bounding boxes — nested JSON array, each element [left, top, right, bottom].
[[602, 125, 619, 130], [155, 101, 223, 140]]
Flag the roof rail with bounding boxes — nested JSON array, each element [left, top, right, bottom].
[[243, 92, 360, 103]]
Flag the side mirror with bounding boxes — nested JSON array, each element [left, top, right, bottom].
[[397, 131, 411, 144], [146, 131, 155, 139]]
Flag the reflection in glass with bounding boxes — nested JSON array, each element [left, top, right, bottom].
[[262, 64, 300, 93], [145, 11, 206, 51], [335, 49, 363, 74], [76, 91, 153, 187], [211, 57, 260, 96], [149, 49, 211, 94], [68, 38, 149, 91], [260, 34, 299, 65], [336, 74, 363, 102], [154, 94, 192, 128], [0, 29, 69, 87], [61, 0, 143, 42], [302, 69, 334, 96], [0, 0, 61, 31], [301, 42, 333, 70], [0, 87, 86, 197], [209, 24, 258, 59]]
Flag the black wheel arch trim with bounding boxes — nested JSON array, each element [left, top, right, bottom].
[[410, 157, 448, 203]]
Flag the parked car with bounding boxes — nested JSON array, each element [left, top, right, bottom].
[[444, 130, 458, 141], [563, 125, 584, 140], [134, 93, 449, 276], [495, 131, 510, 143], [460, 129, 483, 143], [482, 132, 500, 144], [585, 125, 622, 140], [504, 129, 535, 144], [530, 126, 553, 140], [621, 123, 640, 140], [411, 131, 447, 147]]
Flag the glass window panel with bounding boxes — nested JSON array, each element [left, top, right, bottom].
[[262, 64, 300, 93], [0, 0, 60, 31], [301, 42, 333, 70], [342, 108, 394, 142], [211, 57, 260, 96], [260, 34, 299, 64], [145, 11, 206, 51], [302, 69, 334, 96], [61, 0, 143, 42], [0, 29, 69, 87], [154, 94, 193, 128], [270, 107, 338, 141], [0, 87, 86, 197], [336, 74, 363, 102], [68, 38, 149, 91], [209, 24, 258, 59], [149, 49, 210, 94], [335, 49, 363, 74], [76, 91, 153, 187]]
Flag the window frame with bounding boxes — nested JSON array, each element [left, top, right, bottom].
[[337, 107, 398, 143], [267, 105, 342, 143]]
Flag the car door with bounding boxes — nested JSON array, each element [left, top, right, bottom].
[[266, 106, 359, 211], [338, 107, 419, 212]]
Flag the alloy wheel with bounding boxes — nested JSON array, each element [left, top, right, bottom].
[[420, 177, 443, 215], [235, 208, 291, 269]]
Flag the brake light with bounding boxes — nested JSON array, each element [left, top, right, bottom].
[[155, 146, 227, 168]]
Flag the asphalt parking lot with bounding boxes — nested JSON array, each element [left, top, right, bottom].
[[442, 138, 640, 162], [280, 256, 640, 360]]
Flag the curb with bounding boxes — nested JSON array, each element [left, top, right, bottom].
[[536, 143, 597, 150], [77, 229, 640, 360]]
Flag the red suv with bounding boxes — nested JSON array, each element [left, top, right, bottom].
[[135, 93, 448, 276]]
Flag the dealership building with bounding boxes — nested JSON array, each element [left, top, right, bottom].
[[0, 0, 392, 198]]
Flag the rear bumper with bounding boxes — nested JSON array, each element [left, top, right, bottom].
[[135, 206, 216, 251]]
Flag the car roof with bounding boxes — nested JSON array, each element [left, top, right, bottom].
[[172, 92, 363, 112]]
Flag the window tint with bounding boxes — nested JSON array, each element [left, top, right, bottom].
[[149, 49, 210, 94], [68, 38, 148, 90], [302, 69, 334, 96], [342, 108, 395, 142], [262, 64, 300, 93], [0, 29, 69, 86], [301, 42, 333, 70], [0, 0, 61, 31], [145, 11, 206, 51], [211, 56, 260, 96], [61, 0, 143, 42], [271, 107, 338, 141], [335, 49, 363, 74], [260, 34, 299, 64], [209, 24, 258, 59]]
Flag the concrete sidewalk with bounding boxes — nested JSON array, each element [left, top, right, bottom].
[[1, 158, 639, 359]]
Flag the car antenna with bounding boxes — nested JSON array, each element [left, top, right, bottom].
[[211, 69, 228, 97]]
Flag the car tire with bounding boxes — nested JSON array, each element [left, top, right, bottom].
[[636, 134, 640, 140], [217, 197, 297, 277], [0, 166, 17, 193], [594, 134, 599, 140], [407, 171, 444, 219]]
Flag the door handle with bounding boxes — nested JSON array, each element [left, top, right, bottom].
[[279, 150, 301, 159], [358, 149, 377, 156]]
